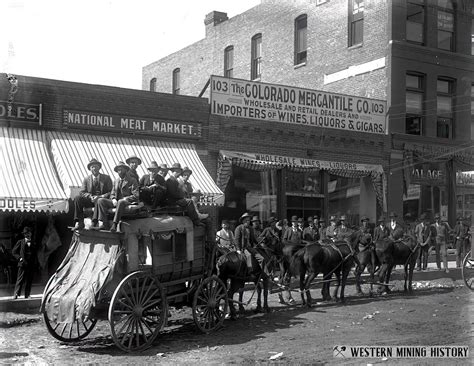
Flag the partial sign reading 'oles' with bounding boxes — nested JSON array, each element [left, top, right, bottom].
[[210, 76, 387, 135]]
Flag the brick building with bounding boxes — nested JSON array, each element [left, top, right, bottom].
[[0, 74, 222, 283], [143, 0, 474, 227]]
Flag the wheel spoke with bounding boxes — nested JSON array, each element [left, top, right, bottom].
[[127, 281, 138, 305], [140, 317, 154, 334], [139, 276, 149, 304], [143, 297, 163, 310], [117, 298, 134, 311], [143, 316, 160, 325], [120, 288, 136, 308], [141, 286, 160, 307], [116, 314, 133, 335]]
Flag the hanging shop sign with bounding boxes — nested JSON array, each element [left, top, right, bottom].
[[221, 150, 383, 173], [456, 171, 474, 186], [0, 101, 41, 124], [210, 75, 387, 135], [63, 109, 202, 139], [410, 162, 445, 185]]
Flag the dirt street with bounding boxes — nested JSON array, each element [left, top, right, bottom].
[[0, 279, 472, 365]]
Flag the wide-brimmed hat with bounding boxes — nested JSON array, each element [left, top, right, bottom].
[[126, 156, 142, 165], [340, 215, 347, 221], [434, 213, 441, 219], [87, 158, 102, 170], [360, 215, 369, 222], [268, 216, 278, 224], [182, 166, 192, 175], [239, 212, 252, 222], [307, 216, 313, 222], [147, 161, 160, 171], [114, 161, 130, 172], [251, 215, 260, 223], [170, 163, 183, 172], [297, 217, 303, 224], [419, 213, 427, 220], [22, 226, 32, 234], [389, 211, 398, 218], [457, 216, 463, 221], [290, 215, 298, 222], [377, 216, 386, 223], [319, 217, 325, 223], [329, 215, 337, 222]]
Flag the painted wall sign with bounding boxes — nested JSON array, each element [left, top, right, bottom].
[[63, 109, 202, 139], [220, 150, 383, 173], [405, 142, 472, 161], [457, 171, 474, 186], [0, 101, 41, 123], [410, 163, 445, 185], [210, 75, 387, 135]]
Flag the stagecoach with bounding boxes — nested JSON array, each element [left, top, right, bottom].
[[40, 215, 228, 352], [462, 237, 474, 291]]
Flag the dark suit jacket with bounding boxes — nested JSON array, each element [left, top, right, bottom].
[[79, 173, 113, 200], [12, 239, 37, 267], [166, 175, 186, 202], [388, 222, 403, 237], [110, 175, 139, 203], [373, 225, 390, 241], [234, 224, 257, 251], [140, 174, 166, 191]]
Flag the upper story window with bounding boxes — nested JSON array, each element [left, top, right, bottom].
[[437, 0, 455, 51], [348, 0, 364, 47], [406, 0, 425, 45], [294, 14, 307, 65], [251, 33, 262, 80], [406, 73, 424, 135], [224, 46, 234, 78], [150, 78, 156, 92], [172, 68, 180, 95], [471, 84, 474, 140], [437, 78, 454, 139], [471, 8, 474, 55]]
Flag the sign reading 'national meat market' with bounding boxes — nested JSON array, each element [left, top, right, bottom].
[[210, 76, 387, 135], [63, 110, 202, 139]]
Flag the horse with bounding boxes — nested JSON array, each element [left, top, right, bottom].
[[374, 230, 419, 293], [216, 249, 271, 319], [354, 233, 379, 295], [288, 232, 366, 307], [0, 244, 17, 285]]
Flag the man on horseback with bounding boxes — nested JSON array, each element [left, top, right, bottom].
[[374, 216, 389, 241], [234, 212, 267, 275], [388, 212, 403, 239], [215, 220, 235, 256], [282, 216, 303, 245], [302, 216, 319, 241], [325, 215, 338, 240], [335, 215, 352, 241]]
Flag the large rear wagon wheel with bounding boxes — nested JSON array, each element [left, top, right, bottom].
[[43, 313, 97, 342], [108, 271, 167, 352], [462, 251, 474, 291], [192, 275, 228, 333]]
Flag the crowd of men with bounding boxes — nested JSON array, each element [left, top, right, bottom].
[[72, 157, 208, 232], [216, 211, 471, 274]]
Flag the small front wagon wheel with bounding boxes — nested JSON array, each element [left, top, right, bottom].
[[109, 271, 167, 352], [462, 251, 474, 291], [43, 313, 97, 342], [193, 275, 228, 333]]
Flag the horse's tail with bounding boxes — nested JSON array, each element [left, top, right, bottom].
[[289, 247, 306, 277]]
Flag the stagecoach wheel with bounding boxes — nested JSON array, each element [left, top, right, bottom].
[[43, 313, 97, 342], [192, 275, 228, 333], [462, 251, 474, 291], [109, 271, 167, 352]]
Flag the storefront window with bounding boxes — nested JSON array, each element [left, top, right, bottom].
[[220, 166, 277, 226], [328, 175, 361, 227], [285, 170, 323, 220]]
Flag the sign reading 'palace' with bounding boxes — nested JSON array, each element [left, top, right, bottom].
[[210, 76, 387, 135], [63, 110, 202, 139]]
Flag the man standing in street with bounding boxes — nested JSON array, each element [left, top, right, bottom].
[[93, 161, 139, 232], [454, 216, 471, 268], [388, 212, 403, 239], [432, 213, 451, 273], [72, 158, 112, 230], [415, 213, 432, 271], [12, 227, 37, 299]]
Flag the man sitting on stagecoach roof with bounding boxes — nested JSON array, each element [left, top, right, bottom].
[[251, 216, 262, 238], [72, 158, 113, 230], [139, 161, 167, 208], [165, 163, 203, 226], [92, 161, 139, 232], [178, 166, 209, 220], [373, 216, 390, 242], [126, 155, 142, 183], [335, 215, 352, 241], [388, 211, 403, 239], [303, 216, 319, 242], [234, 212, 266, 273], [282, 216, 303, 245], [325, 215, 338, 240]]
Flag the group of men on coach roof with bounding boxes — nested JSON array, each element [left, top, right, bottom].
[[72, 157, 208, 232]]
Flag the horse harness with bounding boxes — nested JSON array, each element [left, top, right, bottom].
[[392, 236, 420, 267]]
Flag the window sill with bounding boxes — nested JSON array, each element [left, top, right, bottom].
[[348, 43, 363, 50], [294, 62, 307, 69]]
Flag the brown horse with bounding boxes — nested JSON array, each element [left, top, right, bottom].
[[354, 234, 379, 295], [288, 232, 364, 307], [374, 232, 419, 293]]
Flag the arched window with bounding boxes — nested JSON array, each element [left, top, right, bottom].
[[294, 15, 307, 65], [224, 46, 234, 78], [149, 78, 156, 92], [172, 68, 180, 95], [251, 34, 262, 80]]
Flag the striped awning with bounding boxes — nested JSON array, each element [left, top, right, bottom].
[[48, 131, 224, 206], [0, 128, 68, 212]]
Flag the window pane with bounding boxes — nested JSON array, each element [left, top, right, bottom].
[[471, 18, 474, 55], [437, 0, 453, 10], [353, 0, 364, 15], [351, 19, 363, 45], [437, 118, 451, 138], [437, 95, 452, 115], [297, 27, 307, 51], [437, 79, 450, 93], [406, 116, 422, 135], [438, 30, 453, 50], [406, 74, 422, 89], [406, 92, 423, 113], [407, 3, 424, 23], [438, 11, 453, 31]]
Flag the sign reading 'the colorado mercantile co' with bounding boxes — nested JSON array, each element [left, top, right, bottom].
[[63, 110, 202, 139], [210, 76, 387, 135]]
